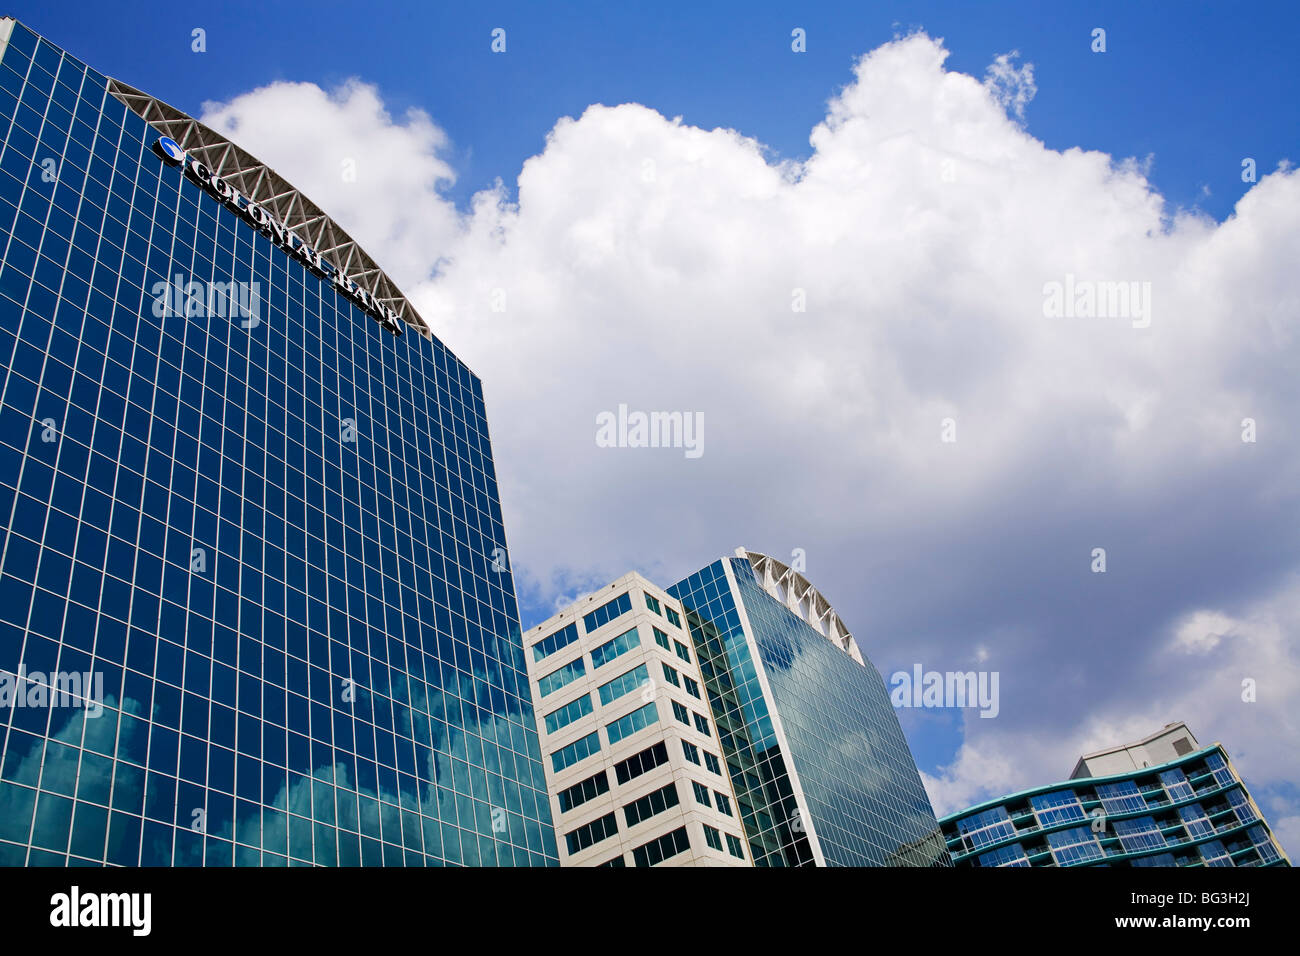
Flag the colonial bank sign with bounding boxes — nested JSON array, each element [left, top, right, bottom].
[[153, 135, 405, 336]]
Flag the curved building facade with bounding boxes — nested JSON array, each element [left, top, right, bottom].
[[0, 18, 556, 865], [940, 724, 1289, 868], [669, 551, 950, 866]]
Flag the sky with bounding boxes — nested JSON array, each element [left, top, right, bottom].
[[15, 1, 1300, 854]]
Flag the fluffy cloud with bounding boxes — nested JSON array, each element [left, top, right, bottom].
[[983, 51, 1037, 121], [923, 578, 1300, 832], [199, 79, 461, 289], [198, 31, 1300, 855]]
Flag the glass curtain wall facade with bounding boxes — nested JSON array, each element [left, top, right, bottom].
[[668, 556, 949, 867], [940, 745, 1290, 868], [0, 19, 555, 866]]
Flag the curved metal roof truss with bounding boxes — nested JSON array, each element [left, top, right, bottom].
[[107, 79, 431, 339], [736, 548, 866, 665]]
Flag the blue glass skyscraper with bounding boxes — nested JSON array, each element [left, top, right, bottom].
[[0, 18, 556, 866], [669, 550, 950, 866]]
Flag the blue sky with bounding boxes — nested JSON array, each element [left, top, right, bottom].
[[13, 1, 1300, 843], [15, 0, 1299, 221]]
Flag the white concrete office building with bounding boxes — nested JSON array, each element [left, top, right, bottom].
[[524, 573, 749, 867]]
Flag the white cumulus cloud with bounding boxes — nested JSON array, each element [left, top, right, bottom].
[[197, 30, 1300, 851], [200, 79, 461, 290]]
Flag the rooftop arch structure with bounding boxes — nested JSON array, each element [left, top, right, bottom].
[[734, 548, 864, 665], [107, 79, 432, 339]]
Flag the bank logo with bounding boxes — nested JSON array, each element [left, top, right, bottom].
[[154, 135, 184, 164], [150, 135, 405, 336]]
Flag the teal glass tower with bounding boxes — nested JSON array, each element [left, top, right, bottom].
[[668, 550, 950, 867], [940, 725, 1289, 868], [0, 19, 556, 865]]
